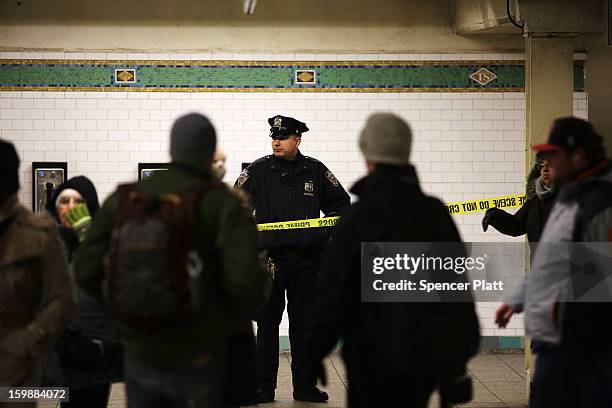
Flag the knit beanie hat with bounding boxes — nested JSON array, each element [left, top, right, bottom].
[[170, 113, 217, 163], [359, 113, 412, 165]]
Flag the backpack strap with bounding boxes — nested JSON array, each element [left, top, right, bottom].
[[180, 181, 223, 221], [178, 181, 223, 253], [113, 183, 140, 230]]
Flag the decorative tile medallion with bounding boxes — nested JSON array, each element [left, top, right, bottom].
[[469, 67, 498, 86], [295, 69, 316, 85], [115, 69, 136, 83]]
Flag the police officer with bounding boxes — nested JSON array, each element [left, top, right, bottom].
[[236, 115, 350, 403]]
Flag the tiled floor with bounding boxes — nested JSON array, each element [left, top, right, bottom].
[[38, 352, 527, 408]]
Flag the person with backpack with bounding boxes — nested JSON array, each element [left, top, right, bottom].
[[41, 176, 123, 408], [74, 113, 270, 408], [0, 141, 74, 401], [307, 113, 480, 407]]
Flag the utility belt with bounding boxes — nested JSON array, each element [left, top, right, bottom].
[[263, 247, 323, 280]]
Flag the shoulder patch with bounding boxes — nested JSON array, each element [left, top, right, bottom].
[[237, 169, 250, 187], [325, 170, 339, 188]]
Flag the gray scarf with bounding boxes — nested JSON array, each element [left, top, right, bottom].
[[535, 177, 555, 200]]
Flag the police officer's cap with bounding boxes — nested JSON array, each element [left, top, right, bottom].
[[268, 115, 309, 139]]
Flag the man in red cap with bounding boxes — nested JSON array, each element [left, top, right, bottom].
[[495, 117, 612, 408]]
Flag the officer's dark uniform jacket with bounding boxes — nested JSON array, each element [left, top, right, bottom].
[[236, 150, 350, 254]]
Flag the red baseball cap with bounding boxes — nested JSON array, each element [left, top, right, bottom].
[[532, 117, 602, 153]]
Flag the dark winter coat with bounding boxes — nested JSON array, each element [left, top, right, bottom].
[[310, 166, 480, 380], [74, 163, 269, 366], [0, 196, 74, 387], [487, 180, 556, 243], [235, 150, 350, 253]]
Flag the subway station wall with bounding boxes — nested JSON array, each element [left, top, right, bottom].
[[0, 52, 588, 341]]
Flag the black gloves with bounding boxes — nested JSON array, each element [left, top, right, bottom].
[[482, 207, 505, 232]]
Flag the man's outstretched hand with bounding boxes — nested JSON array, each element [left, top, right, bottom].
[[495, 303, 515, 329]]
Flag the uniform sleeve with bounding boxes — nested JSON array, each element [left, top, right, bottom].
[[213, 193, 270, 317], [234, 166, 256, 203], [320, 165, 350, 216], [74, 192, 118, 303], [23, 230, 74, 358]]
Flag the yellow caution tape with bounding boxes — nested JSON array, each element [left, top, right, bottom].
[[256, 194, 527, 230], [445, 194, 526, 215], [257, 217, 340, 231]]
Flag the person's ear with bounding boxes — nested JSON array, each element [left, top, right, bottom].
[[570, 148, 587, 168], [295, 136, 301, 147], [202, 158, 214, 169], [365, 160, 376, 173]]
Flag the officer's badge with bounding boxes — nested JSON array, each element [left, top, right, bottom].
[[325, 170, 339, 187], [304, 180, 314, 196], [237, 169, 249, 187], [273, 116, 282, 129]]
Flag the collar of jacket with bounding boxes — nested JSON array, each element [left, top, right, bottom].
[[269, 150, 308, 173], [0, 194, 19, 223], [576, 159, 611, 181], [0, 205, 51, 267], [558, 159, 612, 203], [350, 165, 420, 197], [172, 161, 214, 180]]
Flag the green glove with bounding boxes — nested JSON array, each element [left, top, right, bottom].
[[66, 203, 92, 242]]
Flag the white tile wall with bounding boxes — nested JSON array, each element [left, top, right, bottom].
[[0, 53, 589, 339]]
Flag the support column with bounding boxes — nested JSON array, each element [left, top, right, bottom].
[[525, 35, 574, 166], [586, 33, 612, 154], [524, 34, 574, 400]]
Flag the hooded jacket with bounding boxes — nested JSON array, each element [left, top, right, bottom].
[[49, 176, 100, 260], [43, 177, 122, 389], [49, 175, 100, 220]]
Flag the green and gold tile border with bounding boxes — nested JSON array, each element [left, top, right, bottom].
[[0, 59, 586, 92]]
